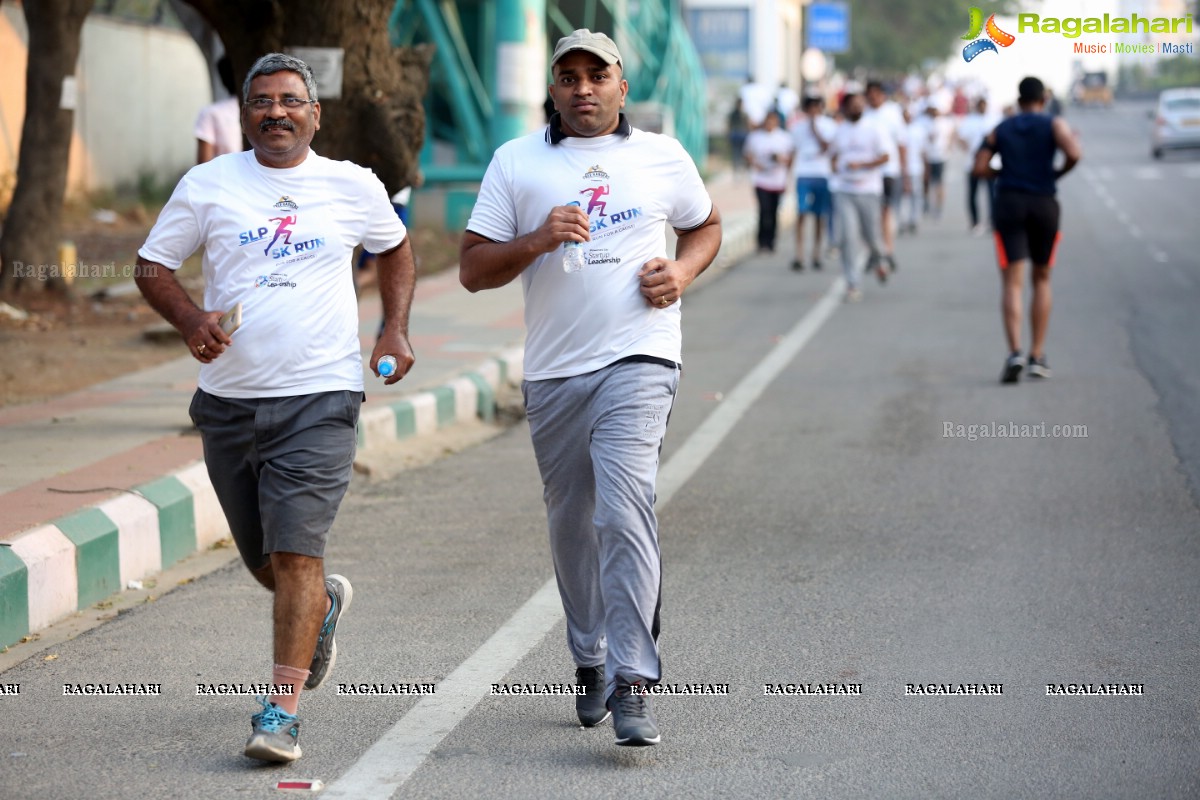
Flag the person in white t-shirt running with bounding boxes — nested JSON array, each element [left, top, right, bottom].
[[923, 105, 957, 220], [828, 91, 890, 302], [955, 97, 999, 234], [460, 29, 721, 748], [900, 106, 927, 235], [788, 95, 837, 271], [743, 111, 795, 253], [864, 81, 907, 273], [135, 53, 418, 764]]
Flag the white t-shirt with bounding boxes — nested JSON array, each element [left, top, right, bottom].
[[467, 125, 713, 381], [904, 120, 927, 178], [139, 149, 407, 398], [956, 111, 1000, 162], [924, 116, 957, 163], [739, 82, 775, 126], [743, 127, 795, 191], [828, 119, 889, 195], [775, 86, 800, 121], [789, 115, 838, 178], [863, 101, 906, 178], [192, 97, 242, 157]]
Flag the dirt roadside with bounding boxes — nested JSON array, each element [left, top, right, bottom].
[[0, 220, 461, 408]]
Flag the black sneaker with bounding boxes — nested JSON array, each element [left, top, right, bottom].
[[812, 258, 822, 271], [1001, 351, 1024, 384], [306, 575, 353, 690], [886, 254, 897, 273], [575, 665, 610, 727], [1028, 355, 1052, 379], [607, 677, 660, 746], [790, 259, 804, 272]]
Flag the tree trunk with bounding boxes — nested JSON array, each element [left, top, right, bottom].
[[182, 0, 431, 196], [0, 0, 95, 295]]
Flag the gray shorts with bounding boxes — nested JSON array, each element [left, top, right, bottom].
[[189, 389, 361, 570]]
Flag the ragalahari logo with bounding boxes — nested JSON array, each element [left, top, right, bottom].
[[962, 7, 1016, 61]]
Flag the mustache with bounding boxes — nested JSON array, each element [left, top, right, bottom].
[[260, 119, 295, 132]]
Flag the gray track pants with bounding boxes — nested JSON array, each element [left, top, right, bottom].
[[523, 359, 680, 699], [834, 190, 884, 288]]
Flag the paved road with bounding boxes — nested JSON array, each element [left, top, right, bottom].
[[3, 102, 1198, 798]]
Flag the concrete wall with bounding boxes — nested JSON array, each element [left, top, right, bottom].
[[0, 6, 210, 199]]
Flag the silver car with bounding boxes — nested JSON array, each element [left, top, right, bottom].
[[1152, 88, 1200, 159]]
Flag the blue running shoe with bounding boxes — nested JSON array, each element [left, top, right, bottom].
[[306, 575, 353, 690], [244, 696, 301, 762]]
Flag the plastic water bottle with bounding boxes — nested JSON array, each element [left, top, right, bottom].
[[563, 241, 585, 273], [377, 355, 398, 378]]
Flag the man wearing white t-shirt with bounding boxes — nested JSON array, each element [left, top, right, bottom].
[[956, 97, 999, 233], [865, 81, 907, 273], [789, 95, 837, 271], [460, 29, 721, 748], [900, 106, 928, 234], [135, 53, 417, 763], [923, 105, 957, 220], [829, 92, 890, 301]]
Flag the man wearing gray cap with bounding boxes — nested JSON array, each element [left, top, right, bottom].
[[461, 29, 721, 747]]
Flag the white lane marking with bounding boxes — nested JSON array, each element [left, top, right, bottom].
[[1134, 166, 1162, 180], [322, 277, 848, 799]]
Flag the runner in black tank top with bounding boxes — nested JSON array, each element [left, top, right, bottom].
[[975, 77, 1082, 384]]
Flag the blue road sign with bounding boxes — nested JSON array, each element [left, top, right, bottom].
[[807, 2, 850, 54]]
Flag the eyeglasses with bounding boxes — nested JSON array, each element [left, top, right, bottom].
[[244, 97, 315, 111]]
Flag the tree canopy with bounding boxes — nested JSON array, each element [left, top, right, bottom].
[[837, 0, 1020, 77]]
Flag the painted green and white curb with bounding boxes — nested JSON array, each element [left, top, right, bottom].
[[0, 348, 524, 649], [356, 347, 522, 450]]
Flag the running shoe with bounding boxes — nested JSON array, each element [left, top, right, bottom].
[[306, 574, 353, 690], [244, 696, 301, 762], [886, 254, 898, 274], [607, 677, 660, 746], [575, 665, 611, 727], [844, 287, 863, 303], [1001, 351, 1024, 384], [812, 258, 823, 271], [1028, 355, 1052, 379], [790, 259, 804, 272], [874, 260, 889, 284]]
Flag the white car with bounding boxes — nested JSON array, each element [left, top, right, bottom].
[[1151, 88, 1200, 159]]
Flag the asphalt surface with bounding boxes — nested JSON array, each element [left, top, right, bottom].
[[3, 101, 1198, 799]]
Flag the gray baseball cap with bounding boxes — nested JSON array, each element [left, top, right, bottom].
[[551, 29, 622, 67]]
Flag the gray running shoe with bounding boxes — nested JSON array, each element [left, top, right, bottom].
[[306, 574, 353, 690], [575, 665, 611, 727], [607, 677, 661, 746], [1001, 351, 1024, 384], [1028, 355, 1052, 379], [244, 696, 301, 762]]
